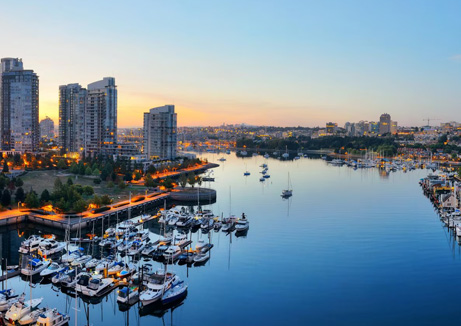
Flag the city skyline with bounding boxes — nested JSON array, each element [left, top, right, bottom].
[[1, 1, 460, 128]]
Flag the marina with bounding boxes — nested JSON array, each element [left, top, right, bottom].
[[1, 154, 461, 325]]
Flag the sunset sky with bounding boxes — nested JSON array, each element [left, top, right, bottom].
[[2, 0, 460, 127]]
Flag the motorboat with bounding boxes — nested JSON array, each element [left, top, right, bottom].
[[200, 243, 214, 253], [163, 246, 181, 261], [193, 252, 210, 263], [176, 215, 194, 228], [141, 243, 157, 256], [127, 240, 146, 256], [61, 248, 83, 264], [235, 217, 250, 232], [51, 268, 78, 285], [108, 261, 127, 276], [39, 263, 67, 278], [174, 234, 188, 247], [213, 221, 222, 231], [71, 255, 92, 267], [139, 270, 180, 307], [117, 240, 133, 253], [177, 250, 196, 265], [18, 307, 45, 325], [0, 291, 24, 312], [18, 235, 44, 254], [117, 286, 139, 305], [21, 258, 50, 276], [76, 273, 114, 297], [35, 308, 70, 326], [218, 157, 226, 162], [117, 263, 137, 279], [37, 240, 65, 257], [95, 258, 116, 273], [195, 239, 206, 251], [259, 177, 265, 182], [115, 220, 136, 237], [161, 281, 188, 305], [4, 298, 43, 325], [136, 230, 149, 242], [84, 258, 100, 269], [243, 171, 250, 176]]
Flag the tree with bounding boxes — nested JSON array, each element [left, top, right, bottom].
[[15, 187, 25, 203], [83, 186, 94, 196], [144, 174, 154, 188], [124, 173, 133, 182], [107, 181, 114, 188], [14, 178, 24, 187], [118, 181, 127, 189], [69, 162, 79, 174], [1, 189, 11, 207], [179, 174, 188, 188], [66, 177, 73, 186], [57, 159, 67, 170], [85, 166, 92, 175], [163, 177, 174, 190], [187, 172, 197, 188], [25, 191, 40, 208], [147, 165, 156, 174], [134, 171, 142, 181], [2, 161, 8, 173], [0, 176, 6, 190], [92, 168, 100, 177], [93, 178, 102, 184], [40, 189, 51, 204], [101, 195, 112, 206], [54, 178, 63, 191], [72, 199, 87, 213]]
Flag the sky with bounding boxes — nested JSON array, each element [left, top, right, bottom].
[[1, 0, 460, 128]]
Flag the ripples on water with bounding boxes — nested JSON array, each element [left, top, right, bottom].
[[2, 154, 461, 325]]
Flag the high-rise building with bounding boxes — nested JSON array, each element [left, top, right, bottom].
[[143, 105, 177, 160], [379, 113, 391, 135], [85, 77, 117, 156], [0, 58, 39, 152], [40, 116, 55, 139], [390, 121, 398, 134], [326, 122, 337, 134], [59, 83, 87, 152]]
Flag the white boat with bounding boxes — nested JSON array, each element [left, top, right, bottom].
[[36, 308, 70, 326], [218, 157, 226, 162], [240, 150, 247, 156], [118, 263, 137, 279], [95, 258, 116, 273], [71, 255, 92, 267], [84, 258, 100, 269], [117, 240, 133, 253], [55, 269, 80, 289], [37, 240, 65, 257], [163, 246, 181, 261], [193, 252, 210, 263], [141, 243, 157, 256], [127, 240, 146, 256], [195, 239, 206, 251], [161, 281, 188, 305], [264, 153, 270, 159], [281, 172, 293, 198], [0, 292, 25, 313], [4, 298, 43, 325], [117, 285, 139, 305], [115, 220, 135, 237], [21, 258, 50, 276], [61, 248, 83, 264], [282, 146, 289, 159], [139, 270, 180, 307], [18, 235, 44, 254], [39, 263, 67, 278], [174, 234, 188, 246], [107, 261, 127, 275], [18, 307, 45, 325], [235, 216, 249, 232], [136, 229, 150, 241], [76, 273, 114, 297]]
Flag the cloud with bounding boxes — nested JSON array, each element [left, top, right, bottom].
[[450, 54, 461, 62]]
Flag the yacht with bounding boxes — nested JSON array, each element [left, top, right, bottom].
[[95, 258, 116, 273], [39, 263, 67, 278], [127, 240, 146, 256], [117, 286, 139, 305], [195, 239, 206, 251], [218, 157, 226, 162], [71, 255, 92, 267], [243, 171, 250, 176], [141, 243, 157, 256], [36, 308, 70, 326], [21, 258, 50, 276], [235, 216, 249, 232], [263, 153, 270, 159], [0, 291, 24, 312], [161, 281, 188, 305], [163, 246, 181, 261], [18, 235, 44, 254], [37, 240, 65, 257], [193, 252, 210, 263], [174, 234, 188, 246], [139, 270, 180, 307], [115, 220, 135, 237], [76, 273, 114, 297], [61, 248, 83, 264], [84, 258, 100, 270], [108, 261, 127, 275], [55, 269, 80, 289], [4, 298, 43, 325], [281, 172, 293, 198], [18, 307, 45, 325], [240, 150, 247, 156]]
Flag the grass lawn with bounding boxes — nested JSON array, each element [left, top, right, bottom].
[[20, 170, 148, 202]]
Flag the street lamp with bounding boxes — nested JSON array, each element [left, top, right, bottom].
[[18, 201, 21, 211]]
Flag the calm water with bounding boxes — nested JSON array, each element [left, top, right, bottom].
[[1, 154, 461, 326]]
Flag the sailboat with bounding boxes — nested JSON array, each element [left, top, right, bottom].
[[282, 146, 289, 159], [281, 172, 293, 198]]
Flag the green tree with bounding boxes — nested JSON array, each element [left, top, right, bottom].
[[92, 168, 100, 177], [14, 178, 24, 187], [66, 177, 73, 186], [83, 186, 94, 196], [100, 195, 112, 206], [187, 172, 197, 188], [134, 171, 142, 181], [40, 189, 51, 203], [107, 181, 114, 188], [93, 178, 102, 184], [69, 162, 79, 174], [2, 161, 9, 173], [124, 173, 133, 182], [1, 189, 11, 206], [179, 174, 188, 188], [72, 199, 87, 213], [118, 181, 127, 189], [54, 178, 63, 191], [15, 187, 25, 203], [57, 159, 67, 170], [147, 165, 156, 174], [85, 166, 93, 175], [24, 191, 39, 208]]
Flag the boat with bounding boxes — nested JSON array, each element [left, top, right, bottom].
[[282, 146, 289, 159], [117, 286, 139, 305], [264, 153, 270, 159], [61, 248, 83, 264], [75, 273, 114, 297], [161, 281, 188, 305], [84, 258, 100, 269], [18, 307, 45, 325], [18, 235, 44, 254], [39, 263, 67, 278], [193, 252, 210, 263], [21, 258, 50, 276], [235, 214, 249, 232], [127, 240, 146, 256], [163, 246, 181, 261], [243, 171, 250, 176], [117, 240, 133, 253], [259, 177, 265, 182], [71, 255, 92, 267], [95, 257, 116, 273], [115, 220, 135, 237], [218, 157, 226, 162], [55, 269, 80, 289], [174, 234, 188, 246], [200, 243, 214, 253], [0, 291, 25, 312], [281, 172, 293, 198], [240, 150, 247, 156], [195, 239, 206, 251], [4, 298, 43, 325], [37, 240, 65, 257], [36, 308, 70, 326], [117, 263, 137, 279], [108, 261, 127, 276], [141, 243, 157, 256], [139, 270, 180, 307], [177, 251, 196, 265]]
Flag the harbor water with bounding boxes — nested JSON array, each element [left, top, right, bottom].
[[1, 153, 460, 326]]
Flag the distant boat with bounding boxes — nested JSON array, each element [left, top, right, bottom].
[[240, 150, 248, 156], [282, 146, 289, 159], [264, 153, 270, 159], [244, 171, 250, 176], [218, 157, 226, 162], [281, 172, 293, 198]]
